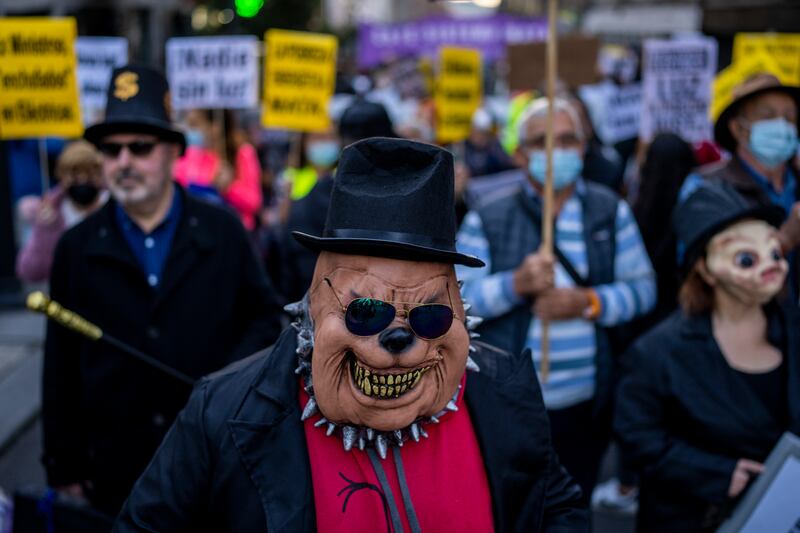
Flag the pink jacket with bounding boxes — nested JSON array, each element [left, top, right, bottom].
[[173, 144, 263, 230]]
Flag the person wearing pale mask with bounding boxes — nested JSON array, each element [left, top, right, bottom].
[[615, 181, 800, 532], [456, 96, 656, 503], [16, 140, 108, 283], [680, 74, 800, 298]]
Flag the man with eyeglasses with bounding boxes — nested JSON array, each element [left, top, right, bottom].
[[115, 138, 588, 532], [456, 96, 656, 504], [41, 65, 282, 518], [679, 73, 800, 299]]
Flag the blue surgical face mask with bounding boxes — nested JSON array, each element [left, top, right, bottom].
[[185, 129, 205, 147], [748, 118, 799, 168], [529, 148, 584, 190], [306, 140, 340, 168]]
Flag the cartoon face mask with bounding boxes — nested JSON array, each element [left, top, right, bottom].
[[704, 219, 788, 306], [307, 253, 470, 433]]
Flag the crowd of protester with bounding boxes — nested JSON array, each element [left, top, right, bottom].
[[8, 55, 800, 532]]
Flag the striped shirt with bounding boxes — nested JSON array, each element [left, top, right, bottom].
[[456, 181, 656, 410]]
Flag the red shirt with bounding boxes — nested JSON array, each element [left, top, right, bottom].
[[301, 378, 495, 533]]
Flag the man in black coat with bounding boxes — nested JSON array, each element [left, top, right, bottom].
[[115, 138, 587, 532], [42, 65, 282, 516]]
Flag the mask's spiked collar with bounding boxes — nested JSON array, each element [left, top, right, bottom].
[[284, 290, 481, 460]]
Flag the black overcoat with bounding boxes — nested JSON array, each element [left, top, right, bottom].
[[114, 329, 589, 532], [42, 187, 283, 514], [614, 305, 800, 532]]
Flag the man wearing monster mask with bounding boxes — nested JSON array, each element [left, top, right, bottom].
[[115, 138, 588, 532]]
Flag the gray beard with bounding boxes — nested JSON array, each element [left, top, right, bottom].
[[285, 289, 482, 460]]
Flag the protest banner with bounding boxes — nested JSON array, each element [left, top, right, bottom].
[[507, 35, 599, 91], [733, 33, 800, 85], [579, 81, 642, 144], [262, 29, 337, 132], [358, 15, 546, 70], [166, 36, 259, 110], [639, 37, 717, 144], [710, 51, 789, 122], [75, 37, 128, 125], [0, 18, 82, 139], [435, 47, 482, 144]]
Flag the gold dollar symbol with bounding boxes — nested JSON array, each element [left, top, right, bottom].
[[114, 72, 139, 101]]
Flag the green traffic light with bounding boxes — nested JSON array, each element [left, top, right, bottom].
[[235, 0, 264, 18]]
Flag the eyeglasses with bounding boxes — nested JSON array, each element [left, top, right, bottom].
[[323, 277, 459, 340], [97, 141, 157, 158]]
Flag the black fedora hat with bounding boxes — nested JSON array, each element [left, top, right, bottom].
[[84, 64, 186, 153], [673, 180, 784, 271], [714, 73, 800, 153], [293, 138, 484, 267]]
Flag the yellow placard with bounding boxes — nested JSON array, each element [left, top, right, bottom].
[[0, 18, 82, 139], [435, 47, 482, 144], [733, 33, 800, 85], [262, 29, 337, 132], [711, 51, 791, 122]]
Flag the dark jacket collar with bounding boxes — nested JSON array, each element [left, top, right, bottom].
[[84, 186, 216, 306], [676, 303, 800, 435]]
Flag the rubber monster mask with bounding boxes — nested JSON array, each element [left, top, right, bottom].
[[704, 219, 788, 305], [287, 252, 482, 458]]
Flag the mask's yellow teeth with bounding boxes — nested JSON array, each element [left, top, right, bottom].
[[350, 357, 433, 400]]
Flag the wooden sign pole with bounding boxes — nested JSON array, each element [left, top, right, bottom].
[[540, 0, 558, 383]]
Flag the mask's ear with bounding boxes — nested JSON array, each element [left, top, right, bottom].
[[695, 256, 717, 287]]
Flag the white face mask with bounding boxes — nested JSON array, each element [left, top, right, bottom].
[[705, 219, 788, 306]]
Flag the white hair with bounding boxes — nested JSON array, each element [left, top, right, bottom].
[[517, 97, 585, 144]]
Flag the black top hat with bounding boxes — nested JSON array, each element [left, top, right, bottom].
[[84, 65, 186, 152], [338, 99, 397, 143], [714, 73, 800, 153], [672, 181, 784, 270], [293, 138, 484, 267]]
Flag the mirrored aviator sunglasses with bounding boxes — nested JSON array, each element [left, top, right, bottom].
[[324, 278, 458, 340]]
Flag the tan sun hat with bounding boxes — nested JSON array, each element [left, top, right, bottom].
[[714, 73, 800, 153]]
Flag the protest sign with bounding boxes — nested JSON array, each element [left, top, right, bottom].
[[579, 81, 642, 144], [75, 37, 127, 124], [0, 18, 82, 139], [733, 33, 800, 85], [507, 36, 599, 91], [166, 36, 259, 110], [640, 37, 717, 144], [435, 47, 482, 144], [358, 15, 546, 70], [262, 29, 337, 132], [710, 51, 789, 122]]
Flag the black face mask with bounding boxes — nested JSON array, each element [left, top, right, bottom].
[[67, 184, 100, 206]]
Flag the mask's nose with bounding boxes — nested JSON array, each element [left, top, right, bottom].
[[379, 327, 416, 355]]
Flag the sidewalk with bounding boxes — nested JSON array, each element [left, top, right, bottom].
[[0, 309, 44, 457]]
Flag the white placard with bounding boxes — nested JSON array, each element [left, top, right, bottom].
[[75, 37, 128, 124], [640, 37, 717, 143], [580, 81, 642, 145], [738, 456, 800, 532], [166, 36, 259, 110]]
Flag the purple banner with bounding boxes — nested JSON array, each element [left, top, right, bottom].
[[358, 15, 548, 69]]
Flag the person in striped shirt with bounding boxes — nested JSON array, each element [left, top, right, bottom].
[[455, 96, 656, 503]]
